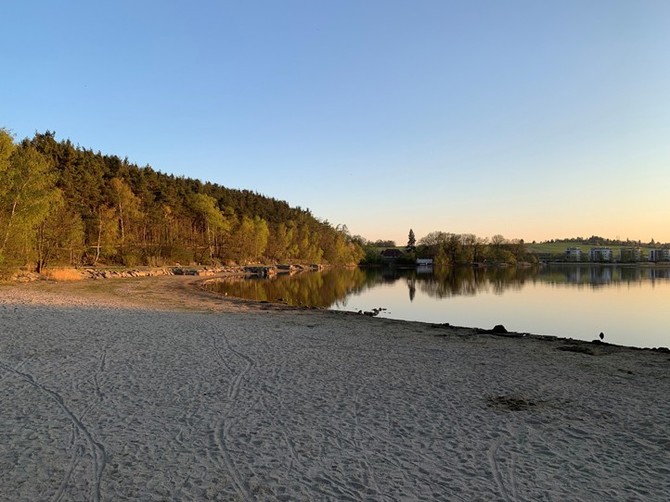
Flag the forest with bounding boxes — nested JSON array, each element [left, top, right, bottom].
[[0, 129, 364, 275]]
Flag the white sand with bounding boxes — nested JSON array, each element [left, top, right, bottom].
[[0, 277, 669, 501]]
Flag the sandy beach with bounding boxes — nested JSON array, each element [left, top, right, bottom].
[[0, 276, 668, 501]]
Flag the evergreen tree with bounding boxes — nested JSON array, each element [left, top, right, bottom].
[[0, 133, 60, 268], [0, 128, 366, 270], [407, 228, 416, 250]]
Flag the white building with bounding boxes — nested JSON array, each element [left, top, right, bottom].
[[565, 247, 582, 261], [589, 247, 612, 262], [649, 248, 670, 262]]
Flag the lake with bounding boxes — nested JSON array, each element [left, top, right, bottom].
[[204, 264, 670, 349]]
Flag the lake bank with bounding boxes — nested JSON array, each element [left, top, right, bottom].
[[201, 266, 670, 349], [0, 276, 669, 500]]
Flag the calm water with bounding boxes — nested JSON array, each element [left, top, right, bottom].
[[204, 265, 670, 348]]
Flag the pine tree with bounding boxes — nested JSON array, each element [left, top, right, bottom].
[[407, 228, 416, 250]]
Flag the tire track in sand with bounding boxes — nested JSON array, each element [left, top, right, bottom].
[[56, 349, 109, 502], [488, 434, 511, 502], [0, 357, 31, 384], [488, 428, 523, 502], [0, 360, 108, 502], [211, 334, 256, 501]]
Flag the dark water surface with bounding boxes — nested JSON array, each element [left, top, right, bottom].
[[204, 265, 670, 348]]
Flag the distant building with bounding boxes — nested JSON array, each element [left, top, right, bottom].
[[619, 247, 642, 263], [380, 249, 403, 263], [565, 247, 582, 261], [649, 248, 670, 262], [416, 258, 434, 267], [589, 247, 612, 262]]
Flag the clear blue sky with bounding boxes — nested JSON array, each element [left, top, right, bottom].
[[3, 1, 669, 244]]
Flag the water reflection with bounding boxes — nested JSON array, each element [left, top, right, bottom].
[[203, 264, 670, 347], [546, 265, 662, 286], [204, 268, 370, 308], [204, 264, 670, 306]]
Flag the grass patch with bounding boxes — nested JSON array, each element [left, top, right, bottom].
[[42, 268, 84, 281]]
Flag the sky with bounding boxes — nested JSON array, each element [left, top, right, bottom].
[[2, 1, 669, 244]]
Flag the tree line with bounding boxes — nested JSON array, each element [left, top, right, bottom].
[[358, 230, 535, 266], [0, 129, 364, 274], [417, 231, 533, 265]]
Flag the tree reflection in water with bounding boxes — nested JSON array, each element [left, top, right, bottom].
[[204, 268, 370, 308], [203, 264, 670, 308]]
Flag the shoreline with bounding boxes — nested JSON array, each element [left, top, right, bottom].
[[1, 276, 669, 500], [1, 273, 668, 353]]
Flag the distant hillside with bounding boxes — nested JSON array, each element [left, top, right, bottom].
[[0, 129, 363, 273], [533, 235, 667, 248], [527, 238, 666, 261]]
